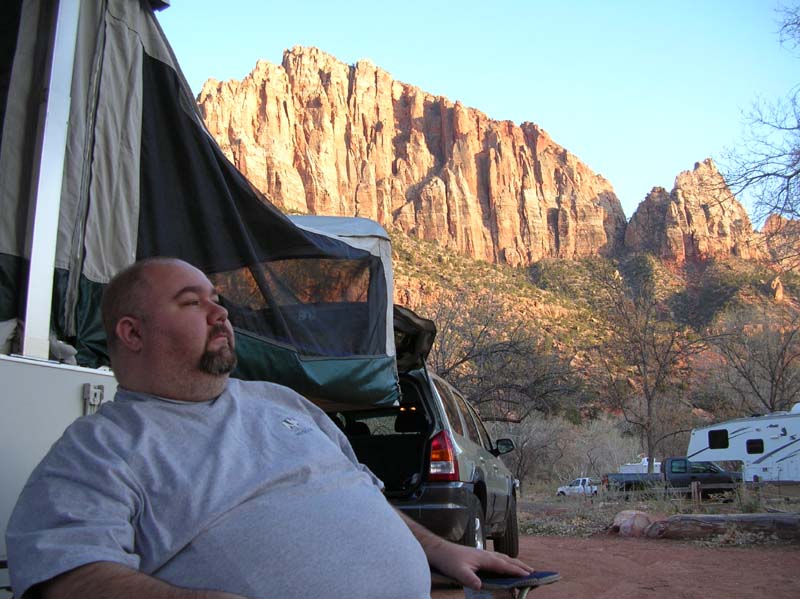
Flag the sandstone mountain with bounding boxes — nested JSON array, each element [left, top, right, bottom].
[[625, 159, 763, 264], [198, 46, 627, 267], [198, 46, 760, 268], [194, 48, 798, 435]]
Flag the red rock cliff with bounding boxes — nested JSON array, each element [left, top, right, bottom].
[[625, 159, 763, 263], [198, 46, 627, 266]]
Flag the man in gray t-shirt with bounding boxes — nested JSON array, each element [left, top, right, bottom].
[[6, 258, 531, 599]]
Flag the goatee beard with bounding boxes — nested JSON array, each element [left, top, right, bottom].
[[199, 347, 237, 375], [200, 325, 237, 375]]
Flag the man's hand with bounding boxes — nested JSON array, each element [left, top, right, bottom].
[[397, 510, 532, 590], [425, 538, 533, 591], [39, 561, 248, 599]]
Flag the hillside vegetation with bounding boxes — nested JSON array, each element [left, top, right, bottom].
[[390, 228, 800, 483]]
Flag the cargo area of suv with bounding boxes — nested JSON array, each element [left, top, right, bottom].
[[327, 377, 432, 498], [326, 306, 520, 556]]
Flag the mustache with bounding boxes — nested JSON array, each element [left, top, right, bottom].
[[207, 323, 231, 344]]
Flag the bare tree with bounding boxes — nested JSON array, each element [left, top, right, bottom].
[[725, 97, 800, 222], [570, 416, 643, 478], [490, 416, 573, 487], [490, 414, 641, 488], [426, 291, 581, 422], [780, 3, 800, 51], [723, 4, 800, 265], [590, 256, 706, 472], [711, 305, 800, 414]]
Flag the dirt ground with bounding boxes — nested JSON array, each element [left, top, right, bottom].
[[432, 534, 800, 599]]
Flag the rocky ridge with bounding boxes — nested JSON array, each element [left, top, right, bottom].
[[198, 46, 763, 268], [198, 46, 627, 267], [625, 159, 763, 263]]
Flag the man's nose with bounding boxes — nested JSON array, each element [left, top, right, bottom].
[[208, 300, 228, 323]]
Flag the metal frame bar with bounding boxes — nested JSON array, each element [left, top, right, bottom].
[[21, 0, 82, 359]]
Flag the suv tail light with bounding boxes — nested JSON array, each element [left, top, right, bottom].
[[428, 430, 459, 482]]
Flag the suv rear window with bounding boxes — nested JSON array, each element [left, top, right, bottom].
[[468, 402, 494, 452], [454, 393, 480, 443], [433, 379, 464, 436]]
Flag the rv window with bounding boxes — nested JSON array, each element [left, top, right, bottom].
[[708, 429, 729, 449], [746, 439, 764, 454]]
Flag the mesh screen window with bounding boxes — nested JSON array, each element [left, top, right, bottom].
[[209, 258, 377, 357]]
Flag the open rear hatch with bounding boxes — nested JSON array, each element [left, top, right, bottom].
[[393, 305, 436, 374], [327, 306, 438, 496]]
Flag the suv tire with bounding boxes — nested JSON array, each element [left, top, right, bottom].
[[460, 495, 486, 550], [493, 495, 519, 557]]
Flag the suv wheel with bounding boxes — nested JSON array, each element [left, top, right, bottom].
[[460, 495, 486, 550], [493, 495, 519, 557]]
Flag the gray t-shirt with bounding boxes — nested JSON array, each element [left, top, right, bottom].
[[6, 379, 430, 598]]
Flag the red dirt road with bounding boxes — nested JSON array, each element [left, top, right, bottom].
[[432, 534, 800, 599]]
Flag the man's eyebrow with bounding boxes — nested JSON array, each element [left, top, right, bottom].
[[172, 285, 215, 300]]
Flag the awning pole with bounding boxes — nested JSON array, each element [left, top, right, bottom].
[[21, 0, 82, 359]]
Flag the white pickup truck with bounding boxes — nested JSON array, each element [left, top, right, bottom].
[[556, 477, 599, 496]]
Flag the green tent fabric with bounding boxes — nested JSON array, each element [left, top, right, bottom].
[[0, 0, 399, 405]]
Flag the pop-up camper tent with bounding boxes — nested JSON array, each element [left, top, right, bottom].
[[0, 0, 399, 405]]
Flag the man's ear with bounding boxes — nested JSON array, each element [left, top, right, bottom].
[[115, 316, 143, 352]]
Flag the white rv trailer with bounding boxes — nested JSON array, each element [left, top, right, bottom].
[[686, 403, 800, 483]]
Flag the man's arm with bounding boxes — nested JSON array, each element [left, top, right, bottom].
[[37, 562, 247, 599], [396, 511, 532, 591]]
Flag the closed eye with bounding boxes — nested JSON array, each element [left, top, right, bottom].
[[174, 285, 218, 306]]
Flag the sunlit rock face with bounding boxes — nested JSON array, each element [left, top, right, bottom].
[[198, 46, 627, 266], [625, 159, 763, 264]]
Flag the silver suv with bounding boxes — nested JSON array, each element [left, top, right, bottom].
[[327, 306, 519, 556]]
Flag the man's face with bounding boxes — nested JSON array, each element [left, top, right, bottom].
[[138, 261, 237, 377]]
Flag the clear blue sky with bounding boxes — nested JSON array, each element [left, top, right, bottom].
[[157, 1, 798, 219]]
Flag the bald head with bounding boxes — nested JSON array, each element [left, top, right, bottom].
[[100, 258, 236, 401], [101, 257, 179, 357]]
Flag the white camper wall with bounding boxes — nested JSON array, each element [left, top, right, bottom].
[[0, 355, 117, 564], [688, 414, 800, 483]]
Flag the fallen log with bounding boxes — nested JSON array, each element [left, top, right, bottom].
[[645, 513, 800, 542]]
